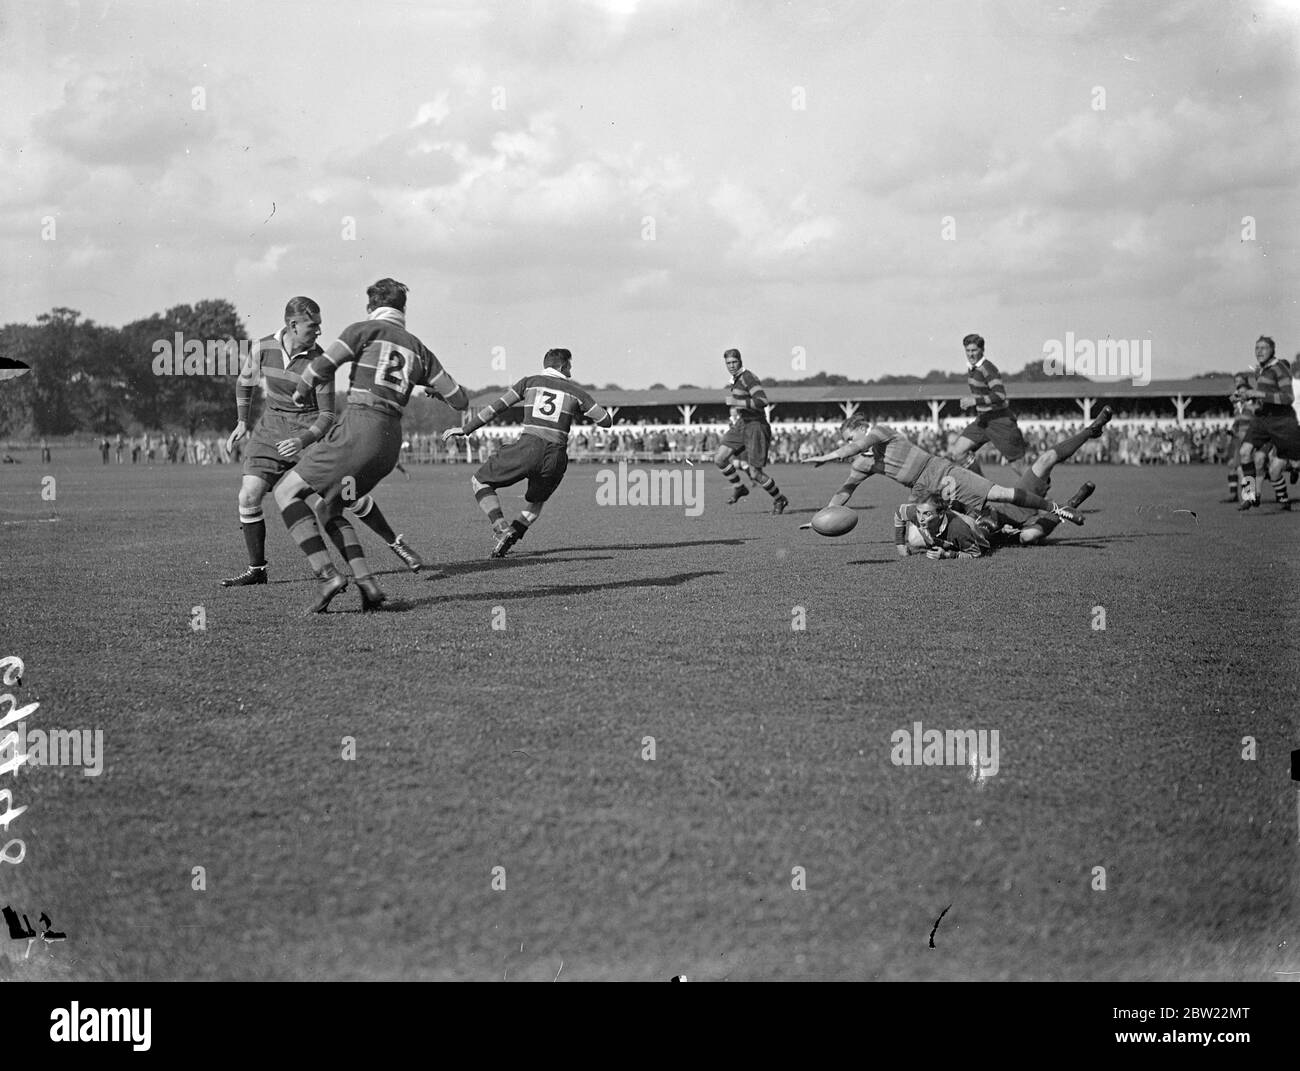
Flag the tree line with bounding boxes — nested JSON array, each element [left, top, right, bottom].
[[1, 304, 1232, 438]]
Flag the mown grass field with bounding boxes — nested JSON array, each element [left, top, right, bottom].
[[1, 450, 1295, 980]]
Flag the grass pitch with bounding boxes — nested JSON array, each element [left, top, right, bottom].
[[1, 453, 1295, 980]]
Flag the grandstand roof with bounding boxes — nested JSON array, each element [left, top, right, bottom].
[[470, 377, 1236, 409]]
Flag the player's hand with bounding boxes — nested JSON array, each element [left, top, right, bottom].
[[959, 395, 976, 409], [291, 387, 310, 409], [225, 422, 249, 453], [276, 437, 302, 459], [442, 427, 467, 443], [926, 547, 946, 560]]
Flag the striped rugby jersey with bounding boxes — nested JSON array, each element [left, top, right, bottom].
[[467, 369, 613, 444], [301, 308, 468, 415], [727, 368, 770, 423], [858, 425, 933, 485], [967, 356, 1010, 414], [894, 503, 988, 557], [1252, 357, 1295, 413], [236, 331, 335, 445]]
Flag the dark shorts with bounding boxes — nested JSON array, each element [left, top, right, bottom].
[[910, 455, 994, 514], [293, 405, 402, 507], [242, 410, 321, 484], [477, 433, 569, 503], [721, 419, 771, 468], [1244, 410, 1300, 460], [960, 410, 1028, 462]]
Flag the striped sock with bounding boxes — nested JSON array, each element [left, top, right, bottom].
[[325, 516, 370, 578], [474, 485, 504, 525], [1271, 477, 1289, 503], [754, 474, 781, 497], [718, 461, 742, 487], [239, 505, 266, 566], [282, 498, 334, 575], [349, 495, 397, 544], [1228, 469, 1239, 499]]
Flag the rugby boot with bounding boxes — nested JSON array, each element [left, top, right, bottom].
[[221, 565, 267, 587], [309, 566, 348, 613]]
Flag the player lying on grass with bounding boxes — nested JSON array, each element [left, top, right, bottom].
[[274, 279, 469, 613], [1236, 337, 1299, 511], [221, 296, 426, 588], [895, 493, 989, 558], [443, 348, 613, 559], [970, 407, 1112, 544], [799, 417, 1086, 525]]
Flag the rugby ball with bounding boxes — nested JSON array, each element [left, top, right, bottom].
[[810, 505, 858, 536]]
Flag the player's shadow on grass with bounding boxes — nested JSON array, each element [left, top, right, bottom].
[[530, 538, 751, 555], [436, 554, 614, 578], [385, 569, 723, 610], [259, 554, 618, 587]]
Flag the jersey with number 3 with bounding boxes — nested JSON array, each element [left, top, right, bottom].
[[476, 373, 607, 445], [310, 316, 462, 411]]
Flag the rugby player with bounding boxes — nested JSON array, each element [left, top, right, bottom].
[[801, 417, 1086, 525], [949, 334, 1030, 476], [275, 280, 469, 612], [1225, 372, 1254, 502], [715, 349, 788, 514], [443, 348, 613, 558], [971, 407, 1112, 544], [221, 296, 427, 587], [894, 493, 989, 559], [1237, 337, 1299, 511]]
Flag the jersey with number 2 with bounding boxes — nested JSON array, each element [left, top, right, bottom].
[[320, 319, 459, 410]]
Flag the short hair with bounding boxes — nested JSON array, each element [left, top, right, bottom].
[[723, 348, 742, 363], [917, 492, 946, 510], [543, 348, 572, 369], [284, 296, 320, 322], [840, 414, 871, 436], [962, 333, 985, 351], [1256, 335, 1275, 358], [366, 278, 409, 312]]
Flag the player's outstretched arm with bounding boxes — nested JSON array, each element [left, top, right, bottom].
[[450, 381, 525, 439], [803, 433, 869, 466]]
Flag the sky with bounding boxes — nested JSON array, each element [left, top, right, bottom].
[[1, 0, 1297, 389]]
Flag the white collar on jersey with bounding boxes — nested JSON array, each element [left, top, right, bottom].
[[369, 306, 406, 327], [275, 327, 313, 368], [541, 367, 572, 379]]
